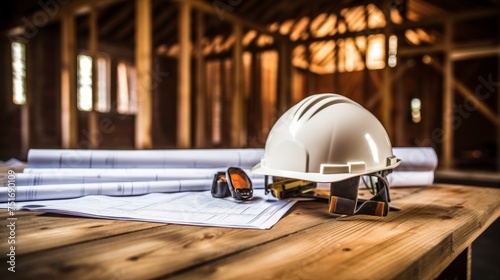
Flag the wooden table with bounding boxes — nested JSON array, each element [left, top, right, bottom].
[[1, 184, 499, 279]]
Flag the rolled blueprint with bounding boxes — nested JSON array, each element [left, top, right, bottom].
[[392, 147, 438, 171], [27, 148, 265, 169], [16, 168, 264, 186], [0, 178, 266, 202]]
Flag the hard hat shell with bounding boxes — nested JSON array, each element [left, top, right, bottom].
[[251, 93, 400, 182]]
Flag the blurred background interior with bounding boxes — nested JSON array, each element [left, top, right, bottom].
[[0, 0, 499, 278], [1, 0, 499, 177]]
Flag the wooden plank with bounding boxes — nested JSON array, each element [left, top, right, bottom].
[[60, 9, 78, 149], [173, 185, 500, 280], [4, 200, 338, 279], [177, 1, 192, 148], [135, 0, 153, 149], [1, 186, 498, 279], [0, 210, 165, 255]]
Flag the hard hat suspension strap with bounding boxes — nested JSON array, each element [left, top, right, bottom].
[[328, 172, 391, 216]]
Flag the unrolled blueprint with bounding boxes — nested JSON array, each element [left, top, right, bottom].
[[1, 189, 296, 230]]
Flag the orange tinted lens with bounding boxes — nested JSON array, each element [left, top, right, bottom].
[[228, 168, 250, 189]]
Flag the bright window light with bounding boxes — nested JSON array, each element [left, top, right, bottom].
[[388, 35, 397, 67], [366, 35, 385, 69], [96, 56, 110, 112], [117, 62, 137, 114], [411, 97, 422, 123], [77, 54, 93, 111], [11, 42, 27, 105]]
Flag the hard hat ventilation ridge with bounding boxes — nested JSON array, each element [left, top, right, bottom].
[[293, 94, 358, 123]]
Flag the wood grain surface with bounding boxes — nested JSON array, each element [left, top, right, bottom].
[[0, 184, 499, 280]]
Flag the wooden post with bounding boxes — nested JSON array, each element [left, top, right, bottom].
[[442, 21, 454, 169], [382, 61, 393, 138], [177, 1, 192, 148], [135, 0, 153, 149], [61, 9, 78, 149], [88, 5, 99, 148], [21, 99, 30, 156], [195, 11, 205, 148], [381, 12, 393, 139], [278, 41, 292, 114], [249, 52, 262, 145], [497, 18, 500, 172], [21, 39, 31, 156], [231, 23, 244, 147]]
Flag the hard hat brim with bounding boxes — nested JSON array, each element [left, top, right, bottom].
[[250, 159, 401, 183]]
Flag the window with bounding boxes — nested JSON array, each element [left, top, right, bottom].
[[117, 61, 137, 114], [77, 54, 111, 112], [366, 34, 385, 70], [77, 54, 93, 111], [11, 42, 27, 105], [96, 56, 110, 112]]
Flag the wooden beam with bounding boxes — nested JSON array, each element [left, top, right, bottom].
[[88, 6, 99, 149], [427, 57, 500, 123], [381, 63, 393, 138], [277, 41, 292, 114], [61, 9, 78, 149], [21, 100, 30, 156], [153, 17, 178, 46], [450, 46, 500, 61], [135, 0, 153, 149], [114, 19, 134, 40], [231, 23, 244, 147], [381, 13, 393, 139], [195, 11, 206, 148], [177, 1, 192, 148], [498, 43, 500, 171], [442, 21, 454, 169], [181, 0, 283, 40], [99, 4, 133, 35]]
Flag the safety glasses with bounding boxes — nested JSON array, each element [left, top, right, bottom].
[[211, 167, 253, 200]]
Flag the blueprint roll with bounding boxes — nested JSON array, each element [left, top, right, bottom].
[[0, 178, 266, 202], [16, 168, 264, 186], [392, 147, 438, 172], [27, 149, 265, 169]]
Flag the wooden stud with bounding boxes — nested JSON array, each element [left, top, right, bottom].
[[88, 5, 99, 149], [177, 1, 192, 148], [442, 21, 454, 169], [231, 23, 244, 147], [195, 11, 206, 148], [249, 52, 262, 145], [381, 62, 393, 138], [498, 54, 500, 171], [21, 98, 30, 156], [498, 17, 500, 172], [135, 0, 153, 149], [61, 9, 78, 149], [381, 32, 393, 138], [277, 41, 292, 114]]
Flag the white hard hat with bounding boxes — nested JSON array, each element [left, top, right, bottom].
[[251, 93, 400, 183]]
